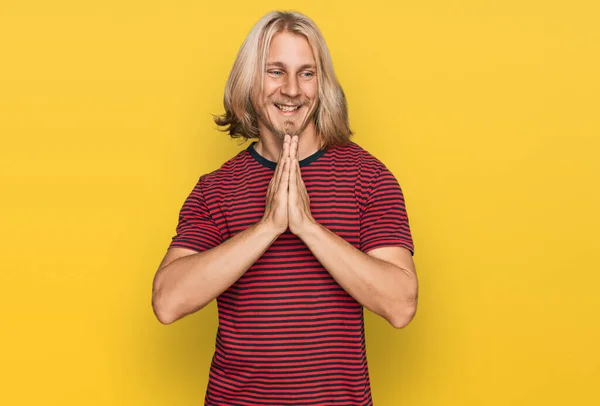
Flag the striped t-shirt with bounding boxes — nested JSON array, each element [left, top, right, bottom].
[[169, 140, 414, 405]]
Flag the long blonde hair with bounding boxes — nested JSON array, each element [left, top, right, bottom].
[[213, 11, 353, 149]]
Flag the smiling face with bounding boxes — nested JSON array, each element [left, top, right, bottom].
[[253, 31, 319, 140]]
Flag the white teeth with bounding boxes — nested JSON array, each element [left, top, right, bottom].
[[275, 104, 300, 112]]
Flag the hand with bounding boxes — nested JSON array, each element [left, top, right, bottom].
[[288, 135, 316, 236], [260, 134, 291, 235]]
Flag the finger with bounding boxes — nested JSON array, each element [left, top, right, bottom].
[[297, 160, 310, 206], [293, 136, 299, 160], [268, 173, 278, 198], [278, 133, 291, 161], [298, 160, 307, 196], [296, 159, 302, 190], [290, 136, 298, 162], [289, 155, 297, 196], [280, 156, 291, 195], [276, 135, 290, 176], [284, 134, 291, 160], [274, 137, 291, 190], [272, 164, 281, 194]]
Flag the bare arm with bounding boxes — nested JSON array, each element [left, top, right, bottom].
[[152, 137, 292, 325], [286, 135, 418, 328], [152, 221, 280, 324], [297, 223, 418, 328]]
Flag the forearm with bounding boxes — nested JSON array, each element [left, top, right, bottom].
[[298, 222, 418, 328], [153, 221, 280, 324]]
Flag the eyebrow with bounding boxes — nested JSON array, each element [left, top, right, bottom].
[[266, 61, 316, 71]]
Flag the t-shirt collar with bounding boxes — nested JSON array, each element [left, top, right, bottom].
[[246, 141, 328, 169]]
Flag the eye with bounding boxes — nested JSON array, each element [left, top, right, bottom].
[[268, 70, 283, 77], [301, 71, 315, 78]]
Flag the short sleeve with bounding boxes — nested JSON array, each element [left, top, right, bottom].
[[169, 176, 224, 252], [359, 167, 415, 255]]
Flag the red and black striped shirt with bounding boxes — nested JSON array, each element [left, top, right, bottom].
[[169, 140, 414, 405]]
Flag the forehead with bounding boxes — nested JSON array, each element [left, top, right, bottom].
[[266, 31, 316, 66]]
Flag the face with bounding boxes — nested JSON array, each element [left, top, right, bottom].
[[253, 31, 319, 140]]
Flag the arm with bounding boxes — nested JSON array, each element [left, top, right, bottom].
[[286, 135, 417, 328], [152, 221, 280, 325], [297, 224, 418, 328], [152, 137, 293, 325]]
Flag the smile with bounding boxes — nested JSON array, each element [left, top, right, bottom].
[[274, 103, 302, 113]]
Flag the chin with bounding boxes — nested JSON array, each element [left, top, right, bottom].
[[261, 105, 314, 138]]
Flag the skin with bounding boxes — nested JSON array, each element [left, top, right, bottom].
[[152, 32, 419, 328], [252, 31, 321, 163]]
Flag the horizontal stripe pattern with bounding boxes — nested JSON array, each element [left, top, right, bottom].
[[170, 141, 413, 405]]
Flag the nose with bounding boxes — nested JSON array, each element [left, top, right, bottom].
[[281, 74, 300, 98]]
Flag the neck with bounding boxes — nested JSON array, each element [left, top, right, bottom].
[[254, 123, 321, 162]]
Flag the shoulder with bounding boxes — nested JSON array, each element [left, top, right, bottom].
[[328, 141, 390, 179], [196, 146, 255, 188]]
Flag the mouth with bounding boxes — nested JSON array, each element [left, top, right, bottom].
[[273, 103, 303, 114]]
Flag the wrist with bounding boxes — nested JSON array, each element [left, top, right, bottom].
[[295, 219, 321, 241], [256, 219, 285, 240]]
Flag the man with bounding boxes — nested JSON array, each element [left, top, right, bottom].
[[152, 10, 418, 405]]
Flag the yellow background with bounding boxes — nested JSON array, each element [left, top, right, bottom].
[[1, 1, 599, 405]]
